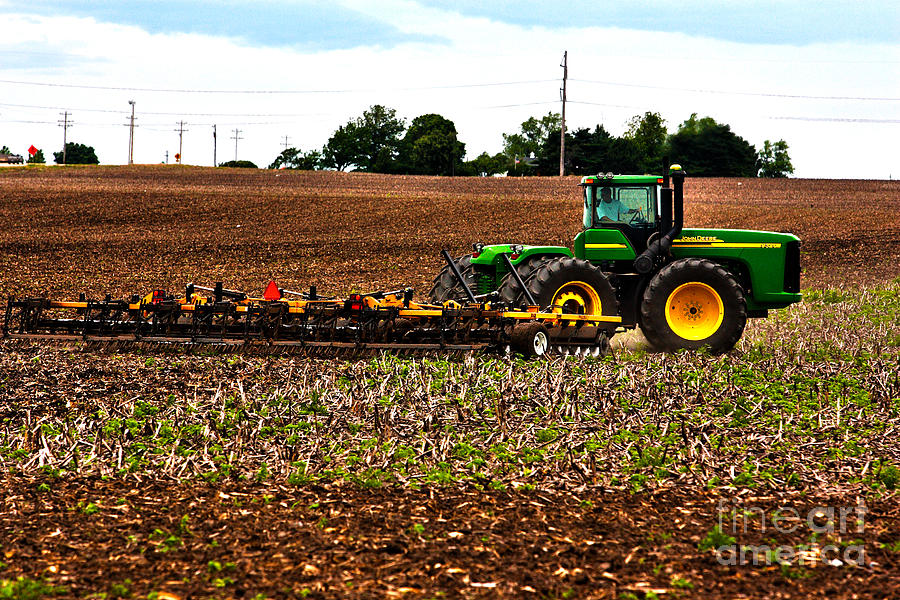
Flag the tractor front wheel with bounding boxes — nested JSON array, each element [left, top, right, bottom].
[[523, 257, 618, 321], [496, 255, 554, 307], [429, 254, 479, 303], [640, 258, 746, 353]]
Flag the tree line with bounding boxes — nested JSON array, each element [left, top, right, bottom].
[[0, 143, 95, 165], [2, 107, 793, 177], [270, 106, 793, 178]]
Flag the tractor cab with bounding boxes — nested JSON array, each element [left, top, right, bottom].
[[580, 173, 663, 254]]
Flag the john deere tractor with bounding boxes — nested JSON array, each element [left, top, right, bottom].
[[430, 165, 802, 353]]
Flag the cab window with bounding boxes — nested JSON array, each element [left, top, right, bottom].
[[590, 186, 658, 227]]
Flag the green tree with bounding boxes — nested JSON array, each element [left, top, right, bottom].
[[322, 105, 405, 172], [624, 111, 668, 173], [218, 160, 257, 168], [398, 114, 465, 175], [668, 114, 757, 177], [268, 147, 322, 170], [542, 124, 642, 176], [461, 151, 508, 176], [27, 148, 46, 164], [321, 124, 358, 171], [53, 142, 99, 165], [757, 139, 793, 178], [502, 112, 561, 162], [0, 145, 10, 154]]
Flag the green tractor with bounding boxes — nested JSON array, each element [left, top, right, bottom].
[[430, 165, 801, 353]]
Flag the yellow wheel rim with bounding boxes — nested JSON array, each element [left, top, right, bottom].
[[551, 281, 603, 315], [665, 282, 724, 341]]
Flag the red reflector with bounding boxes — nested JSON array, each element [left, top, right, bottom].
[[152, 290, 165, 304], [657, 178, 664, 183], [263, 280, 281, 301], [510, 254, 520, 260]]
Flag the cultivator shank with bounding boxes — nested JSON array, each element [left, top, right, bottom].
[[3, 280, 620, 357]]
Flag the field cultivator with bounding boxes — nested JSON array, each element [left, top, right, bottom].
[[3, 254, 620, 358]]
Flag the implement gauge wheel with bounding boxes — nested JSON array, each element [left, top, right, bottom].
[[640, 258, 746, 353], [523, 257, 618, 324], [428, 254, 479, 303], [511, 321, 550, 357]]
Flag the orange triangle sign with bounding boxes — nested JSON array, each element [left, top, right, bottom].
[[263, 280, 281, 301]]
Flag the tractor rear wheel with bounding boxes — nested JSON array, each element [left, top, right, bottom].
[[496, 255, 554, 307], [522, 257, 618, 320], [640, 258, 746, 353], [428, 254, 479, 303]]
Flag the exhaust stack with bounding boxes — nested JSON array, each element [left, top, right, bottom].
[[633, 164, 684, 274]]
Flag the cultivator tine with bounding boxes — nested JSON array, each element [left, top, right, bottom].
[[3, 277, 620, 359]]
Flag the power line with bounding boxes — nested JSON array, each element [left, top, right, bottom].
[[570, 78, 900, 102], [0, 101, 328, 118], [0, 78, 556, 95], [4, 75, 893, 101], [771, 116, 900, 124]]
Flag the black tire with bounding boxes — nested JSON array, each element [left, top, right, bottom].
[[510, 321, 550, 357], [428, 254, 479, 303], [523, 257, 618, 320], [640, 258, 746, 353], [496, 255, 555, 307]]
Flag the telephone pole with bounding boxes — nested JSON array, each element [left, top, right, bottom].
[[230, 128, 243, 161], [281, 135, 291, 150], [58, 111, 72, 165], [212, 125, 217, 166], [127, 101, 136, 164], [559, 50, 567, 177], [175, 121, 188, 164]]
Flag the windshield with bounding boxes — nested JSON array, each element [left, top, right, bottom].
[[584, 185, 658, 228]]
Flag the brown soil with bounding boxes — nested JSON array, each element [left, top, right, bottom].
[[0, 166, 896, 302], [3, 476, 899, 599]]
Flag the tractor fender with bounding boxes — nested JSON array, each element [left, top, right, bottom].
[[469, 244, 572, 267]]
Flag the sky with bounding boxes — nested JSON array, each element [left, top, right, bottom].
[[0, 1, 897, 178]]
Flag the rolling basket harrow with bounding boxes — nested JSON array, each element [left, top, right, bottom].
[[2, 252, 619, 358]]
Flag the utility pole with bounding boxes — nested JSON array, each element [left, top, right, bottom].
[[212, 125, 217, 166], [58, 111, 72, 165], [281, 135, 291, 150], [127, 100, 136, 165], [175, 121, 188, 164], [165, 150, 169, 164], [230, 128, 243, 161], [559, 50, 567, 177]]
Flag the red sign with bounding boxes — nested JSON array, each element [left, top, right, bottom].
[[263, 281, 281, 301], [28, 145, 38, 156]]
